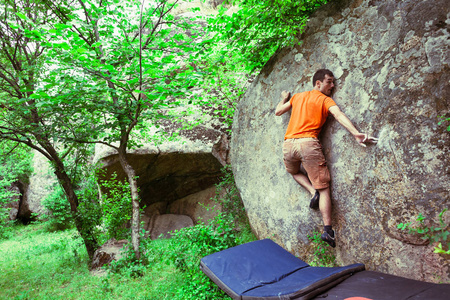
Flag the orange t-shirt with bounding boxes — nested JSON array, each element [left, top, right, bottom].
[[284, 90, 337, 139]]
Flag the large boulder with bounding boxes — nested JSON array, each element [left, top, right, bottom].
[[94, 126, 226, 211], [231, 0, 449, 283]]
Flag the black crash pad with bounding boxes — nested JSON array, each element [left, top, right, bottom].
[[313, 270, 450, 300], [200, 239, 365, 300]]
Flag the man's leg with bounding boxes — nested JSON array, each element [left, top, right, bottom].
[[292, 172, 320, 209], [292, 172, 316, 196], [318, 187, 331, 225], [318, 187, 335, 247], [283, 139, 321, 208]]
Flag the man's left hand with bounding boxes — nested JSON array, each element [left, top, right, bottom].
[[355, 133, 378, 147]]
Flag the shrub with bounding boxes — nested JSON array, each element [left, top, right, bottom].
[[163, 214, 236, 299], [106, 241, 148, 278], [75, 169, 103, 244], [41, 185, 74, 231]]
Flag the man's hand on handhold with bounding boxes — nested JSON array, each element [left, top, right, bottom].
[[281, 91, 291, 103], [355, 133, 378, 147], [275, 91, 292, 116]]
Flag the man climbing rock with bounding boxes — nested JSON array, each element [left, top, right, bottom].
[[275, 69, 378, 247]]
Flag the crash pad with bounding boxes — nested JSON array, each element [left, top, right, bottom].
[[200, 239, 365, 300]]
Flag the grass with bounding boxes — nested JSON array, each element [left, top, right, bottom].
[[0, 220, 256, 300], [0, 224, 186, 299]]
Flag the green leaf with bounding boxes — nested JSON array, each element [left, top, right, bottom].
[[55, 23, 72, 30], [16, 12, 27, 20]]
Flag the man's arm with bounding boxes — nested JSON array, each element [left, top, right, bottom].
[[329, 105, 378, 147], [275, 91, 292, 116]]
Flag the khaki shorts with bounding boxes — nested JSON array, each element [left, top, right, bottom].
[[282, 138, 331, 190]]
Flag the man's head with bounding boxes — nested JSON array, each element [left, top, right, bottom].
[[312, 69, 334, 96]]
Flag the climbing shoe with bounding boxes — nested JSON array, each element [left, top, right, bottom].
[[309, 191, 320, 209], [321, 230, 336, 248]]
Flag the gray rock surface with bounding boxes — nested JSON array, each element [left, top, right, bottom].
[[231, 0, 449, 283], [168, 186, 219, 224], [91, 238, 128, 270], [147, 214, 194, 239]]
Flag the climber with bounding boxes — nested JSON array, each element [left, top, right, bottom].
[[275, 69, 378, 247]]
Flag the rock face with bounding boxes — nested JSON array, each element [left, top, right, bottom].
[[231, 0, 449, 283], [168, 186, 219, 224]]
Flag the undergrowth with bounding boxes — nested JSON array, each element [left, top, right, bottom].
[[307, 231, 336, 267]]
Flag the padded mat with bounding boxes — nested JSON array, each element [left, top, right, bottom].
[[200, 239, 365, 300], [313, 270, 450, 300]]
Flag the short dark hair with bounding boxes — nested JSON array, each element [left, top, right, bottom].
[[312, 69, 334, 87]]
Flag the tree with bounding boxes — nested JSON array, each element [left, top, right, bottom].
[[0, 0, 100, 258], [39, 0, 204, 258]]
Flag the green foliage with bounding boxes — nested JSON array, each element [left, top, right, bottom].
[[0, 0, 102, 257], [160, 215, 237, 299], [99, 173, 133, 240], [0, 189, 255, 300], [438, 116, 450, 131], [195, 55, 251, 132], [104, 165, 255, 298], [157, 165, 256, 299], [207, 0, 328, 71], [102, 213, 249, 298], [40, 147, 102, 235], [307, 231, 336, 267], [41, 184, 74, 231], [195, 0, 329, 133], [33, 0, 205, 149], [397, 209, 450, 254]]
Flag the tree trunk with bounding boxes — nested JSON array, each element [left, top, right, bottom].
[[53, 166, 99, 260], [118, 151, 141, 259], [46, 143, 99, 260]]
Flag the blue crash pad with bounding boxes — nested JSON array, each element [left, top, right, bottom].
[[200, 239, 365, 300]]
